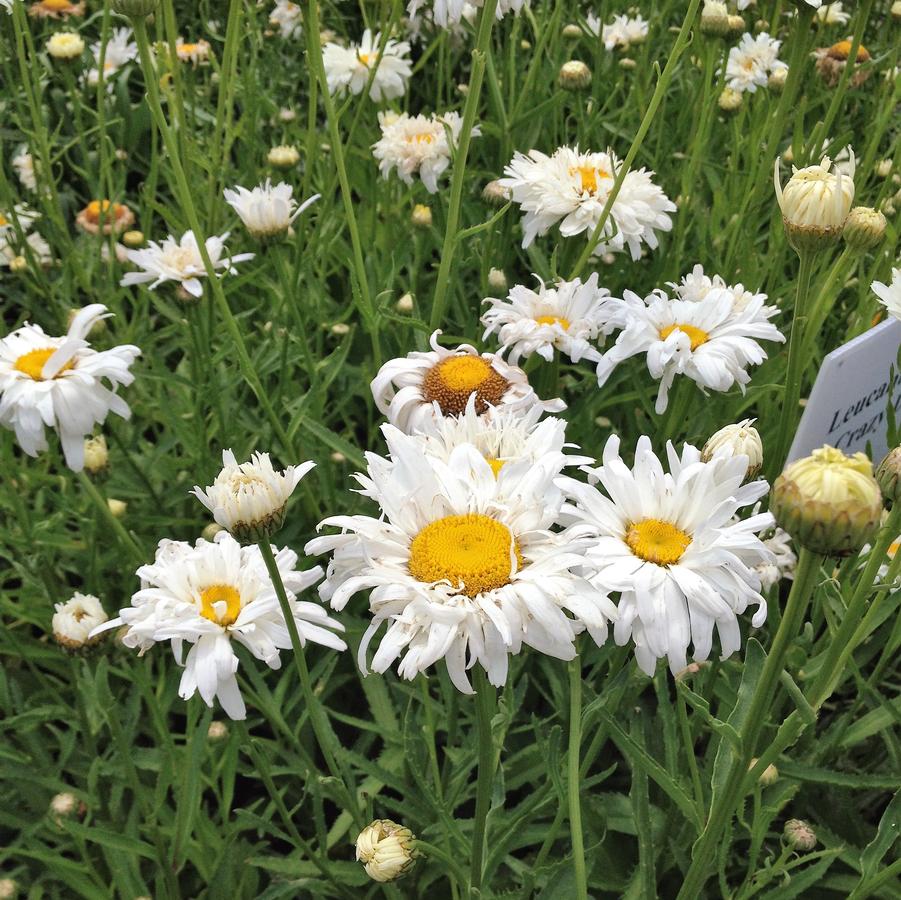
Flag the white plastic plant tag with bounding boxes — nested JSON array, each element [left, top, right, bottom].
[[787, 318, 901, 465]]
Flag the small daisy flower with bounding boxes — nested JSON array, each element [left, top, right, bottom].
[[595, 287, 785, 414], [814, 40, 871, 88], [52, 592, 108, 650], [370, 330, 565, 434], [815, 2, 849, 25], [723, 32, 787, 93], [176, 39, 212, 64], [586, 13, 649, 51], [0, 231, 53, 268], [192, 448, 315, 542], [86, 27, 137, 86], [406, 0, 524, 28], [46, 31, 85, 59], [562, 434, 774, 675], [306, 429, 614, 692], [12, 147, 37, 192], [499, 145, 675, 260], [29, 0, 84, 17], [0, 305, 140, 470], [90, 532, 346, 720], [322, 29, 412, 102], [372, 111, 476, 194], [75, 200, 135, 236], [669, 264, 768, 313], [0, 203, 40, 235], [223, 180, 319, 238], [481, 272, 615, 366], [872, 267, 901, 321], [120, 231, 254, 299], [270, 0, 302, 39]]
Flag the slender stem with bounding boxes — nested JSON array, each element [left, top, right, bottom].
[[799, 248, 853, 366], [567, 657, 588, 900], [429, 0, 500, 331], [469, 667, 497, 896], [768, 250, 815, 481], [676, 548, 824, 900], [76, 472, 144, 563]]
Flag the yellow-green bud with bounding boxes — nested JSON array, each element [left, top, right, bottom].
[[875, 447, 901, 504], [718, 87, 743, 112], [700, 1, 730, 36], [482, 179, 510, 207], [784, 818, 817, 851], [355, 820, 418, 883], [702, 419, 763, 479], [726, 14, 746, 34], [842, 206, 886, 252], [558, 60, 592, 91], [83, 435, 109, 477], [562, 23, 583, 39], [750, 757, 779, 786], [411, 204, 432, 228], [771, 446, 883, 556]]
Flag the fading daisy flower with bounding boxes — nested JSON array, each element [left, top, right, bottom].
[[372, 111, 476, 194], [669, 264, 768, 313], [586, 12, 649, 50], [499, 145, 675, 260], [223, 180, 319, 239], [723, 32, 787, 93], [120, 230, 254, 299], [563, 434, 773, 675], [176, 39, 212, 64], [0, 305, 140, 470], [757, 522, 797, 589], [814, 40, 871, 88], [406, 0, 525, 28], [595, 287, 784, 413], [370, 330, 565, 434], [90, 533, 346, 720], [270, 0, 302, 38], [52, 592, 108, 650], [872, 267, 901, 321], [481, 272, 614, 366], [86, 27, 137, 86], [322, 29, 412, 101], [815, 2, 849, 24], [12, 147, 38, 192], [306, 429, 614, 692], [75, 200, 135, 236], [29, 0, 83, 17]]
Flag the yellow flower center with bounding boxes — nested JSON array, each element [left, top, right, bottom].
[[485, 457, 505, 477], [571, 165, 610, 195], [199, 584, 242, 626], [421, 355, 510, 417], [0, 214, 8, 227], [888, 540, 900, 559], [358, 52, 372, 66], [13, 347, 73, 381], [535, 315, 571, 330], [659, 323, 710, 351], [43, 0, 75, 9], [625, 519, 692, 566], [408, 513, 522, 597], [179, 43, 202, 56], [84, 200, 124, 224], [828, 40, 870, 63]]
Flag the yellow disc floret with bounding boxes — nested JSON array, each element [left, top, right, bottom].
[[534, 315, 571, 330], [13, 347, 73, 381], [421, 356, 510, 416], [199, 584, 242, 626], [625, 518, 692, 566], [659, 324, 710, 351], [408, 513, 522, 596]]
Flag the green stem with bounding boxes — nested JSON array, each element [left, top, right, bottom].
[[469, 667, 497, 896], [800, 248, 853, 366], [567, 657, 588, 900], [676, 547, 824, 900], [76, 472, 144, 563], [429, 0, 500, 331]]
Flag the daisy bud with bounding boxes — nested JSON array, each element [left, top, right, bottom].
[[700, 1, 730, 37], [562, 23, 582, 39], [520, 39, 531, 50], [83, 435, 109, 476], [411, 204, 432, 228], [774, 151, 856, 252], [482, 179, 510, 207], [875, 159, 893, 178], [783, 818, 817, 851], [267, 144, 300, 168], [330, 451, 346, 464], [355, 820, 418, 883], [619, 57, 636, 69], [893, 1, 901, 21], [207, 720, 229, 742], [278, 108, 297, 122], [112, 0, 159, 16], [771, 446, 883, 557], [396, 293, 414, 314], [750, 757, 779, 786], [882, 202, 897, 217], [50, 792, 79, 821], [768, 66, 788, 91], [52, 593, 109, 651], [842, 207, 886, 253], [8, 255, 28, 273], [702, 419, 763, 479], [331, 322, 350, 336], [123, 229, 145, 248], [192, 449, 314, 543], [0, 878, 18, 900], [487, 268, 507, 292], [718, 87, 743, 112], [558, 60, 592, 90], [202, 522, 225, 541], [600, 252, 616, 265], [107, 498, 127, 518], [726, 14, 746, 34], [47, 31, 85, 60], [875, 447, 901, 504]]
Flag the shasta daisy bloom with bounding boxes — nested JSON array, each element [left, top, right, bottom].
[[480, 272, 615, 366], [372, 111, 475, 194], [723, 32, 787, 93], [499, 145, 675, 260], [0, 305, 140, 470], [176, 39, 212, 64], [306, 431, 614, 692], [90, 532, 346, 720], [270, 0, 302, 38], [29, 0, 84, 17], [223, 180, 319, 238], [120, 230, 254, 299], [872, 268, 901, 321], [75, 200, 135, 236], [595, 288, 784, 414], [815, 2, 849, 24], [370, 330, 565, 434], [562, 435, 774, 675], [52, 592, 108, 650], [322, 29, 412, 101], [669, 264, 768, 313], [192, 448, 315, 542], [585, 13, 649, 51], [86, 27, 137, 86], [406, 0, 524, 28]]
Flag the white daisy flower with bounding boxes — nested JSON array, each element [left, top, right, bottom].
[[372, 111, 476, 194], [176, 39, 212, 64], [371, 330, 565, 435], [596, 287, 784, 413], [120, 231, 254, 299], [52, 592, 108, 650], [86, 27, 137, 86], [0, 203, 39, 235], [757, 524, 796, 590], [270, 0, 302, 39], [1, 0, 13, 13], [872, 267, 901, 321], [322, 29, 412, 102], [306, 429, 615, 692], [562, 434, 773, 675], [223, 180, 319, 238], [669, 264, 768, 313], [0, 305, 140, 470], [586, 13, 649, 51], [406, 0, 525, 28], [0, 231, 53, 268], [192, 448, 315, 541], [90, 532, 346, 720], [12, 147, 37, 192], [499, 145, 675, 260], [815, 2, 849, 24], [480, 272, 615, 366], [723, 32, 786, 93]]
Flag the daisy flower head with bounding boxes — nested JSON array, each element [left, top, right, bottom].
[[370, 330, 565, 435], [270, 0, 302, 39], [1, 231, 53, 269], [86, 27, 137, 86], [223, 180, 319, 239], [723, 32, 786, 93], [563, 434, 774, 675], [595, 286, 785, 414], [0, 305, 140, 470], [756, 522, 796, 590], [90, 532, 345, 719], [192, 448, 315, 542], [52, 592, 108, 650], [814, 39, 872, 88], [406, 0, 525, 29], [872, 267, 901, 321], [499, 145, 675, 260], [75, 200, 135, 236], [120, 230, 254, 299], [815, 2, 849, 25], [322, 29, 412, 102], [176, 39, 212, 64], [372, 111, 476, 194], [480, 272, 615, 366], [586, 12, 649, 51], [29, 0, 84, 17], [0, 203, 39, 235], [669, 264, 768, 313], [306, 429, 615, 692]]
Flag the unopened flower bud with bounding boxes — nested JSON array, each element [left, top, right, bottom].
[[112, 0, 159, 16], [700, 1, 730, 36], [355, 820, 418, 883], [771, 446, 883, 556], [718, 87, 743, 112], [482, 179, 510, 207], [842, 207, 886, 252], [50, 792, 79, 821], [558, 60, 591, 90], [330, 451, 346, 464], [727, 14, 746, 34], [202, 522, 224, 541], [0, 878, 17, 900], [562, 23, 582, 39], [8, 255, 28, 273], [396, 293, 414, 314], [619, 57, 636, 70], [768, 66, 787, 91], [267, 144, 300, 168], [83, 435, 109, 476], [875, 159, 893, 179], [207, 720, 228, 741], [702, 419, 763, 478], [123, 229, 145, 248], [875, 447, 901, 504], [893, 1, 901, 21], [487, 268, 507, 292], [411, 204, 432, 228], [784, 818, 817, 851], [750, 757, 779, 786], [331, 322, 350, 336], [107, 498, 127, 518]]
